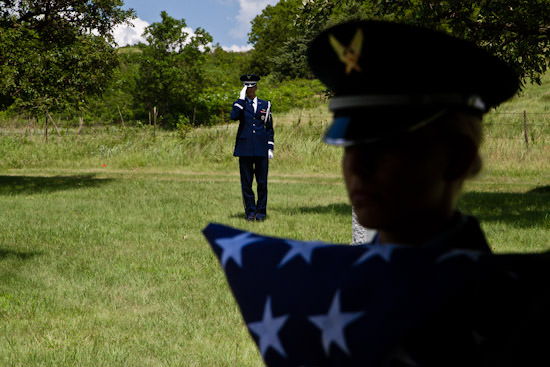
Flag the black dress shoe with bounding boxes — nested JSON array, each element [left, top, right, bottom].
[[246, 214, 256, 221], [255, 214, 266, 221]]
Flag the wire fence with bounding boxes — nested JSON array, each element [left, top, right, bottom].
[[0, 110, 549, 148], [483, 111, 550, 148]]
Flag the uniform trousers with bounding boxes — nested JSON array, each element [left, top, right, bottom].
[[239, 156, 268, 217]]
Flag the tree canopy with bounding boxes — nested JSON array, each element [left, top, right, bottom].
[[373, 0, 550, 87], [0, 0, 134, 114], [134, 11, 212, 126], [247, 0, 302, 76], [249, 0, 550, 87], [2, 0, 550, 127]]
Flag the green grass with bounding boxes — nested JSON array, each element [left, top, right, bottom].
[[0, 132, 348, 366], [0, 171, 349, 366], [0, 76, 549, 365]]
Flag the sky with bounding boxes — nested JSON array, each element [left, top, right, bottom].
[[113, 0, 280, 51]]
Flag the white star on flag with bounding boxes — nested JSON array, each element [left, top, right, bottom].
[[308, 290, 364, 355], [436, 249, 483, 263], [279, 240, 327, 268], [354, 244, 400, 265], [248, 297, 289, 358], [215, 232, 261, 268]]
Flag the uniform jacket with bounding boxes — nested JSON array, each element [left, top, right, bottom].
[[381, 214, 550, 367], [230, 97, 274, 157]]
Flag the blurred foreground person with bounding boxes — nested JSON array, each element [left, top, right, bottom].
[[204, 21, 549, 366], [315, 22, 497, 250]]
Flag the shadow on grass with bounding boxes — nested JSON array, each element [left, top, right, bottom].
[[0, 249, 41, 261], [229, 212, 248, 220], [293, 203, 351, 216], [268, 203, 350, 216], [528, 186, 550, 194], [0, 175, 114, 195], [458, 186, 550, 229], [227, 203, 351, 220], [225, 187, 550, 228]]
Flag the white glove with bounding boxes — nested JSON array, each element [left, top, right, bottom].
[[268, 149, 274, 160], [239, 85, 247, 100]]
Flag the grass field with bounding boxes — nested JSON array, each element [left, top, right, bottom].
[[0, 170, 348, 366], [0, 80, 549, 365]]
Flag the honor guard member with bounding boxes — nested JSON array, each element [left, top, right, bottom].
[[230, 74, 274, 221], [305, 20, 549, 366], [307, 20, 519, 245]]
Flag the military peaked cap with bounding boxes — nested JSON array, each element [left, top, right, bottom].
[[307, 20, 520, 146], [240, 74, 260, 87]]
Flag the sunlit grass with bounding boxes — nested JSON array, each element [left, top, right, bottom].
[[0, 170, 349, 366], [0, 74, 549, 365]]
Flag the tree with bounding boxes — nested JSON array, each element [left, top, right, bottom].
[[371, 0, 550, 87], [83, 46, 143, 125], [197, 46, 253, 124], [271, 0, 342, 79], [134, 11, 212, 126], [249, 0, 374, 80], [247, 0, 302, 76], [282, 0, 550, 86], [0, 0, 135, 115]]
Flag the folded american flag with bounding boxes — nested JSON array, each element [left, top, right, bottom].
[[202, 223, 550, 366]]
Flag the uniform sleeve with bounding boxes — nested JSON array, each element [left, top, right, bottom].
[[266, 102, 274, 151], [230, 99, 246, 121]]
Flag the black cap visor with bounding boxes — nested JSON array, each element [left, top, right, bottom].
[[324, 108, 448, 146]]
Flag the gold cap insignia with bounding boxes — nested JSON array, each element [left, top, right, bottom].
[[329, 28, 363, 74]]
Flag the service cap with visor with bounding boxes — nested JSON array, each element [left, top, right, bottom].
[[307, 21, 519, 146], [240, 74, 260, 88]]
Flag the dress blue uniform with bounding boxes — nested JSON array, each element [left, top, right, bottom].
[[230, 74, 274, 221]]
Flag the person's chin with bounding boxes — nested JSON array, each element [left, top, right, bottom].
[[352, 204, 386, 229]]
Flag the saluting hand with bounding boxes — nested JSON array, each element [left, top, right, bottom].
[[239, 85, 247, 100]]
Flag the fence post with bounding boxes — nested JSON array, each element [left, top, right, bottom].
[[153, 106, 157, 138], [45, 114, 48, 142], [117, 105, 126, 128], [523, 110, 529, 150], [77, 116, 84, 136]]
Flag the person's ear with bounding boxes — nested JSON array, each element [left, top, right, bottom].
[[443, 134, 478, 181]]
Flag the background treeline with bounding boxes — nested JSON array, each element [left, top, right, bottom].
[[83, 41, 328, 128], [1, 0, 550, 128]]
